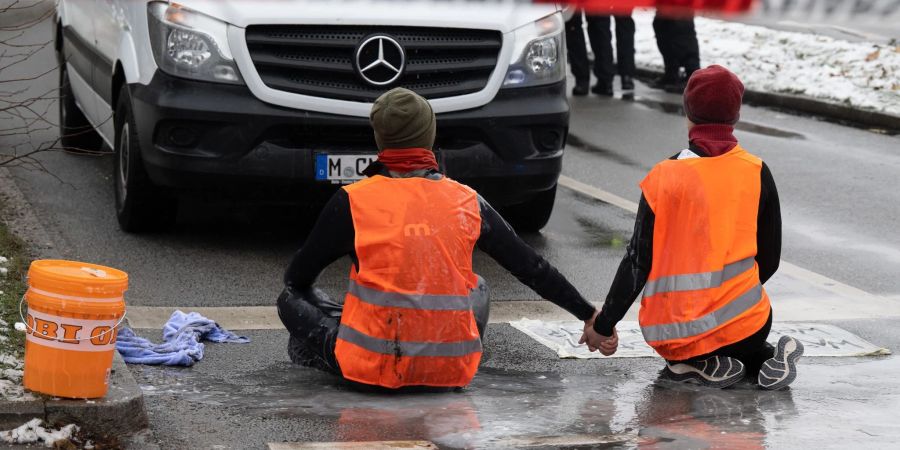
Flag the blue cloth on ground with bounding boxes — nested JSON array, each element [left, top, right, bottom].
[[116, 310, 250, 366]]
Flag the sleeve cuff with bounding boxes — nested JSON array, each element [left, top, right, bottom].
[[593, 312, 617, 337]]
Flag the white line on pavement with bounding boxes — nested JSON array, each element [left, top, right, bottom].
[[125, 301, 606, 330], [269, 441, 437, 450], [558, 175, 640, 213]]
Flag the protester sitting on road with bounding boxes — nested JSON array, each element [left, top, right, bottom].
[[277, 87, 599, 390], [580, 66, 803, 390]]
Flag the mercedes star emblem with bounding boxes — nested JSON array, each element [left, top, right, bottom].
[[355, 35, 405, 86]]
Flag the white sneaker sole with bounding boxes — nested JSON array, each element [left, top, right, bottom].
[[758, 336, 804, 390], [665, 356, 746, 389]]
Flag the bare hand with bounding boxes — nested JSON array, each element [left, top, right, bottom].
[[578, 311, 618, 356]]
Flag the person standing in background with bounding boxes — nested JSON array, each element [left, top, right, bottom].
[[586, 9, 636, 95], [651, 8, 700, 94], [565, 8, 636, 96], [565, 9, 591, 96]]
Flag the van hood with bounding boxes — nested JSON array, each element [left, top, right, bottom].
[[167, 0, 561, 33]]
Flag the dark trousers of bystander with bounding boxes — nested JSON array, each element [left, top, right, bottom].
[[652, 14, 700, 82], [667, 310, 776, 380], [277, 277, 491, 379], [565, 10, 636, 87]]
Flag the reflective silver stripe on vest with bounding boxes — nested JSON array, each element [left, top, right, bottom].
[[338, 324, 482, 357], [641, 283, 764, 342], [348, 280, 473, 311], [643, 256, 756, 297]]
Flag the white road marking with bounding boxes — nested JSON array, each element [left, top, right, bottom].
[[268, 441, 437, 450], [125, 301, 604, 330], [558, 174, 900, 320], [558, 175, 640, 212]]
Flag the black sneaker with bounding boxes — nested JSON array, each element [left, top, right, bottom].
[[572, 84, 589, 96], [591, 83, 613, 96], [758, 336, 804, 390], [647, 76, 677, 90], [620, 76, 635, 91], [663, 80, 685, 94], [288, 335, 331, 372], [664, 355, 746, 389]]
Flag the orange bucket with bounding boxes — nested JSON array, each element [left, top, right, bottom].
[[21, 260, 127, 399]]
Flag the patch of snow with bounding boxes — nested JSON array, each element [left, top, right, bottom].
[[0, 318, 6, 327], [633, 11, 900, 116], [0, 379, 35, 401], [0, 256, 7, 263], [0, 419, 79, 447], [0, 354, 18, 366], [0, 267, 7, 276]]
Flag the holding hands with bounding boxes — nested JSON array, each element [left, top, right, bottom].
[[579, 310, 618, 356]]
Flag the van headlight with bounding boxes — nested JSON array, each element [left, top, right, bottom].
[[502, 13, 565, 88], [147, 2, 243, 84]]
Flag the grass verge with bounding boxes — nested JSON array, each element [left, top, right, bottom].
[[0, 199, 29, 359]]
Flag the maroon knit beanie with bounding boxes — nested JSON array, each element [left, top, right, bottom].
[[683, 65, 745, 125]]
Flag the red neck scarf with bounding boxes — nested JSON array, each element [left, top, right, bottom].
[[689, 123, 738, 157], [376, 148, 438, 173]]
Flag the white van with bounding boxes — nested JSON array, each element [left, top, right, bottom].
[[55, 1, 569, 231]]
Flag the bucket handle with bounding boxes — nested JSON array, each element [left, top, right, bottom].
[[18, 295, 127, 342]]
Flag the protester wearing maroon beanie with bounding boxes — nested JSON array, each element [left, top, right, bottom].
[[683, 65, 745, 157], [583, 65, 801, 391]]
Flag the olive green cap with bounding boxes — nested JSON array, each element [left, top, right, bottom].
[[370, 87, 436, 150]]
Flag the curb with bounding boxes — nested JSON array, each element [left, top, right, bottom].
[[0, 169, 150, 438], [634, 68, 900, 133], [0, 353, 149, 437]]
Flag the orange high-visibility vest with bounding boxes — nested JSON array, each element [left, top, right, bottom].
[[334, 175, 483, 388], [638, 145, 772, 361]]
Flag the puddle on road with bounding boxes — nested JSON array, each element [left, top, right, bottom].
[[627, 97, 807, 140], [131, 357, 900, 449], [565, 134, 648, 169], [575, 217, 628, 249]]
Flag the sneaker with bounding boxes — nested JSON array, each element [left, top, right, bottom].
[[591, 83, 614, 96], [572, 82, 589, 97], [288, 335, 332, 372], [758, 336, 804, 390], [663, 80, 685, 94], [647, 76, 677, 90], [620, 76, 635, 91], [664, 355, 746, 389]]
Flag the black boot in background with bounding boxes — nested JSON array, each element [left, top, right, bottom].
[[592, 82, 614, 96], [572, 80, 590, 96]]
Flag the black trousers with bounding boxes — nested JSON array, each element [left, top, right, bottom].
[[277, 278, 491, 379], [668, 310, 776, 379], [565, 10, 635, 85], [652, 14, 700, 81]]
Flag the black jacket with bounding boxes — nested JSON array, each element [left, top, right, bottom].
[[593, 145, 782, 336], [284, 167, 597, 321]]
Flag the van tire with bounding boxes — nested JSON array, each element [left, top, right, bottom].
[[502, 184, 556, 232], [113, 85, 177, 232], [59, 63, 103, 153]]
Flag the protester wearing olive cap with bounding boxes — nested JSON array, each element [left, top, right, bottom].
[[278, 88, 599, 389], [581, 66, 803, 390]]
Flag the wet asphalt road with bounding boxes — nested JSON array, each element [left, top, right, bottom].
[[3, 7, 900, 449]]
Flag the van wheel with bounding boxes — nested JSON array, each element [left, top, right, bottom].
[[113, 85, 177, 232], [502, 184, 556, 233], [59, 63, 103, 153]]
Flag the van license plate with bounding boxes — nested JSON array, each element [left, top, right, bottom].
[[315, 154, 375, 184]]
